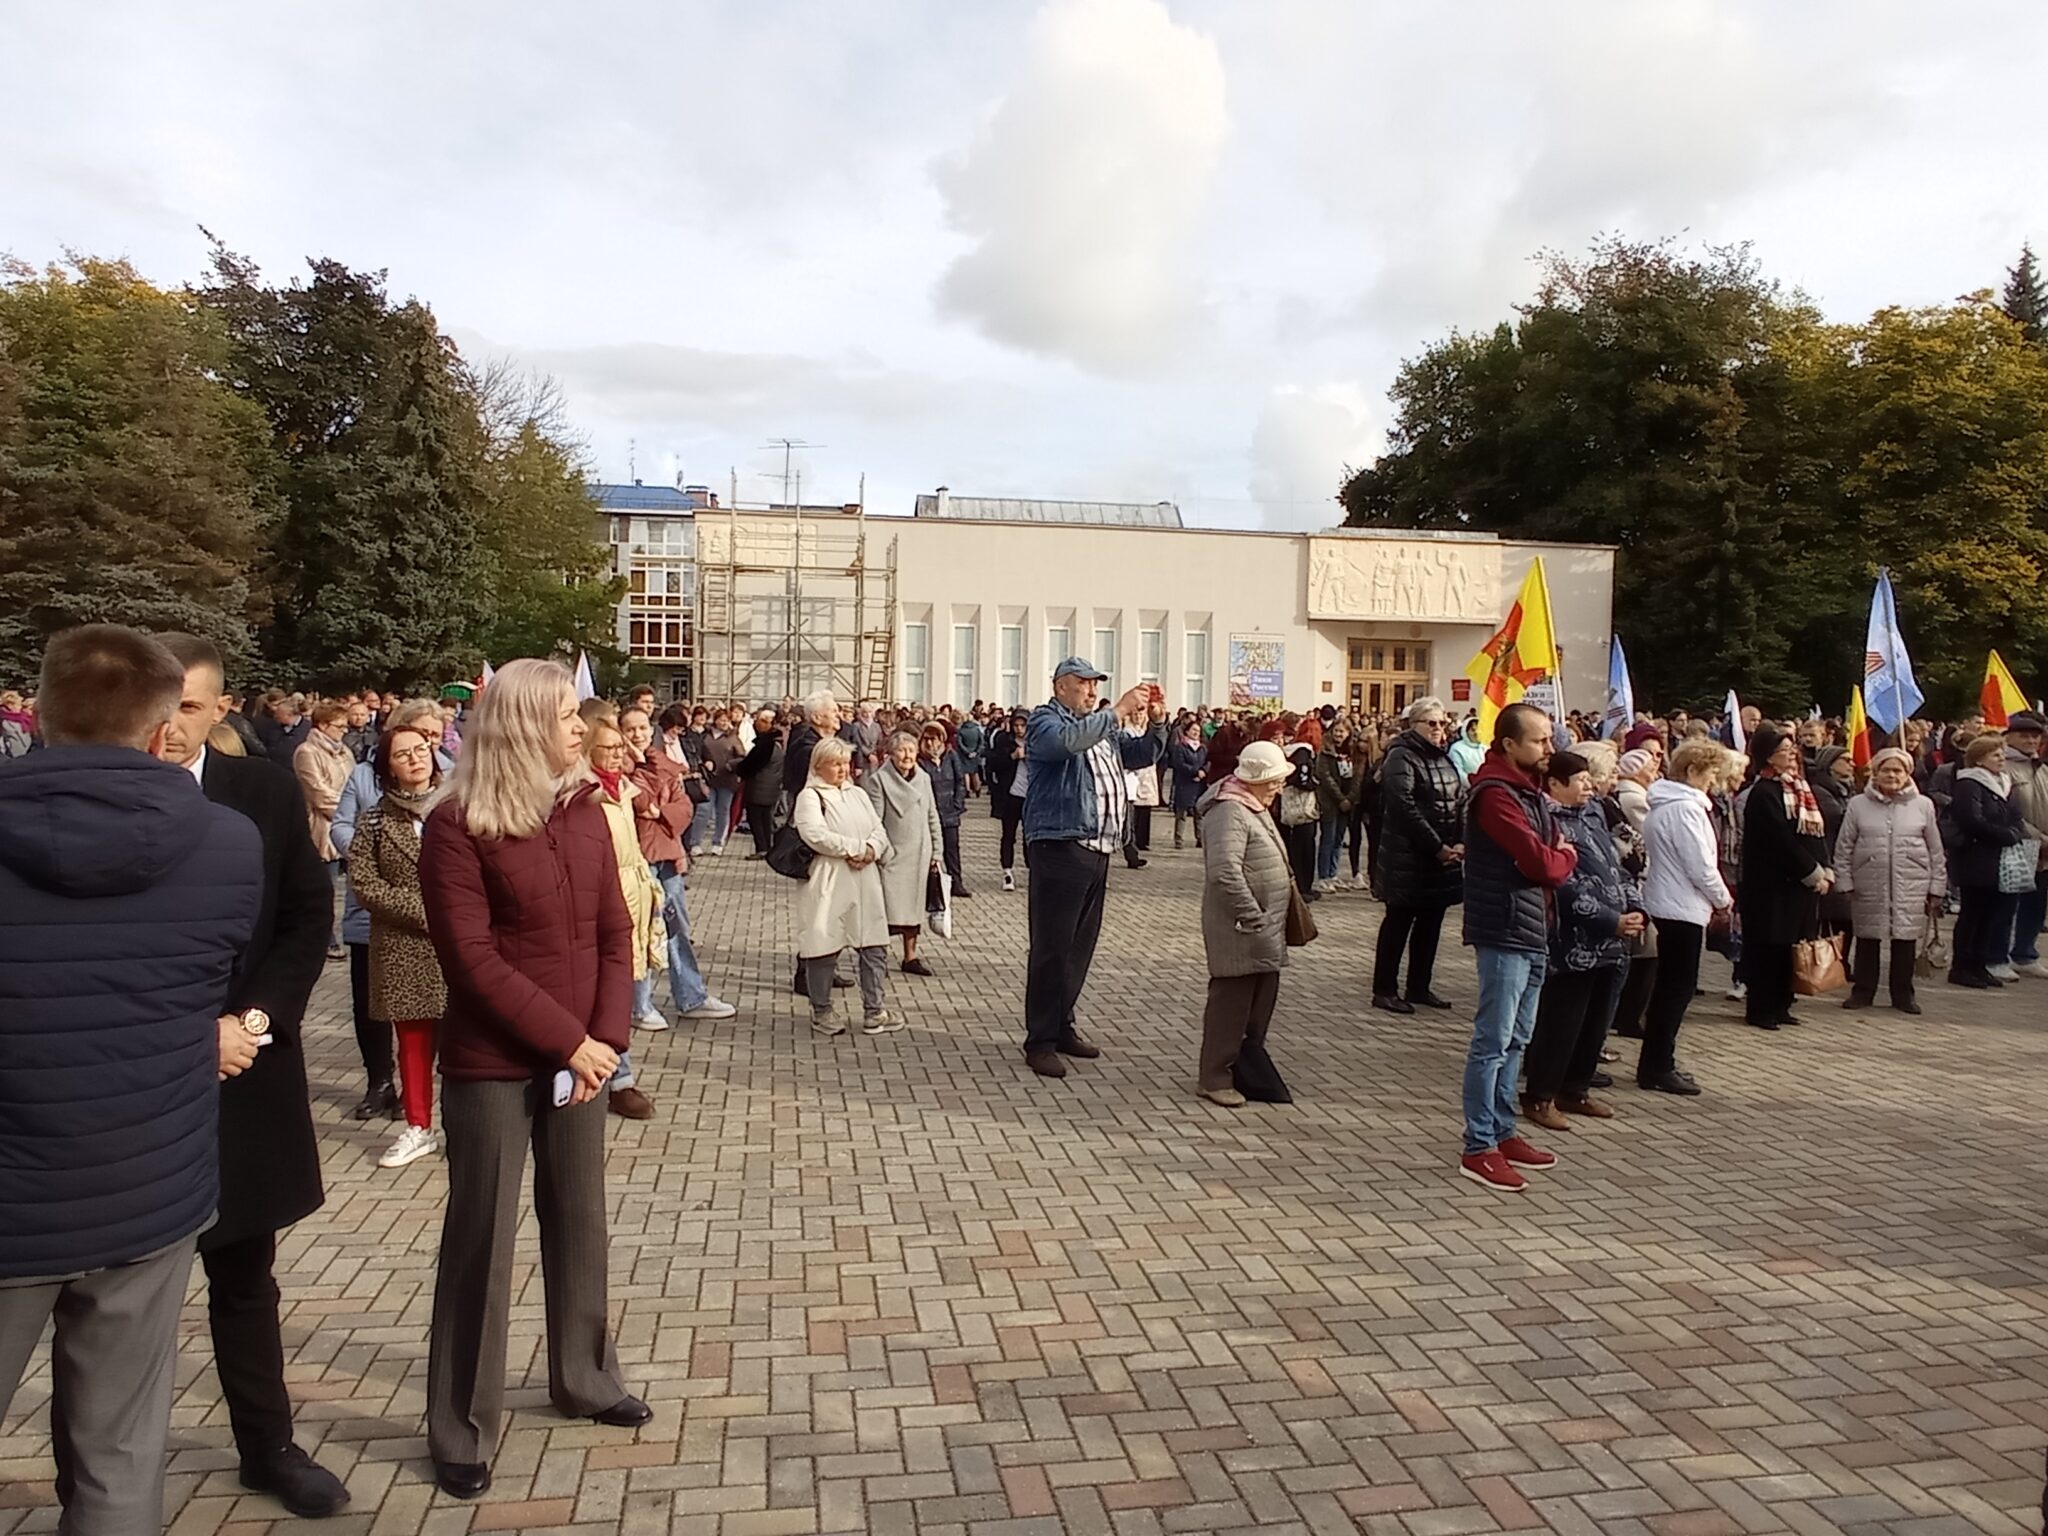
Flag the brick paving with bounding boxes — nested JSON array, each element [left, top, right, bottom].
[[5, 815, 2047, 1535]]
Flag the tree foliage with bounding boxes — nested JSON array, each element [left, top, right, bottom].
[[2002, 243, 2047, 344], [0, 257, 275, 681], [1342, 238, 2048, 714]]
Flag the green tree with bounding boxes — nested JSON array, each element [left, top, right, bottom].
[[199, 243, 493, 691], [471, 365, 625, 673], [2002, 243, 2047, 344], [0, 256, 275, 684]]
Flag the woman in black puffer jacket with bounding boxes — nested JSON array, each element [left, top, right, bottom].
[[1371, 698, 1467, 1014]]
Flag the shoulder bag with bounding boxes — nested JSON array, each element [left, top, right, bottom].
[[766, 789, 818, 880], [1998, 837, 2040, 895]]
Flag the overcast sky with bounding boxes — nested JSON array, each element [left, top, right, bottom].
[[10, 0, 2045, 529]]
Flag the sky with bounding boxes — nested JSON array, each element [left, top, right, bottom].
[[9, 0, 2046, 530]]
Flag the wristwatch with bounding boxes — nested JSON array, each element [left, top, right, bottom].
[[238, 1008, 273, 1045]]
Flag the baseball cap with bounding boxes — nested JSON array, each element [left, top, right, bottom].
[[1053, 656, 1108, 682]]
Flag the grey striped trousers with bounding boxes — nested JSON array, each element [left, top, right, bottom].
[[426, 1079, 626, 1465]]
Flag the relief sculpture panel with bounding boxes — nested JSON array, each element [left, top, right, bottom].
[[1307, 537, 1500, 622]]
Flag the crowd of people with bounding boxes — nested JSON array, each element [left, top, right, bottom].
[[4, 627, 2043, 1532]]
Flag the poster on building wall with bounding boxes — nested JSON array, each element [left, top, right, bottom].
[[1228, 635, 1286, 705]]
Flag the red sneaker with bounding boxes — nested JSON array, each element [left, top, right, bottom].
[[1499, 1135, 1557, 1170], [1458, 1150, 1527, 1192]]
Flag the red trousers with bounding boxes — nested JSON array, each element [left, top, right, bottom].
[[394, 1018, 436, 1128]]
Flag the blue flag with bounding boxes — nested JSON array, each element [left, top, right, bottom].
[[1863, 569, 1923, 735], [1718, 689, 1746, 754], [1603, 636, 1636, 740]]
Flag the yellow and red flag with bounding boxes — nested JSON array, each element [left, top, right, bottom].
[[1466, 557, 1559, 744], [1845, 685, 1872, 769], [1981, 650, 2027, 727]]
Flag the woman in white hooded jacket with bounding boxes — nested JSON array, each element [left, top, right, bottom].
[[791, 737, 901, 1038], [1636, 740, 1735, 1097]]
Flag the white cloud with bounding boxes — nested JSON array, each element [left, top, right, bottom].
[[1248, 384, 1376, 531], [932, 0, 1228, 373]]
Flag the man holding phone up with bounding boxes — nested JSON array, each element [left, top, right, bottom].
[[1018, 659, 1166, 1078]]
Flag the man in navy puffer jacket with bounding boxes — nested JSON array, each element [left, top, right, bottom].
[[0, 625, 262, 1536]]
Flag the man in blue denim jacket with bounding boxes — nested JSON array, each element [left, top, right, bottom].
[[1020, 658, 1163, 1077]]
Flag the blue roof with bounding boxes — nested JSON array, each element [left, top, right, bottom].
[[590, 482, 697, 512]]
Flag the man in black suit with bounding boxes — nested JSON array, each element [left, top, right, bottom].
[[157, 635, 346, 1519]]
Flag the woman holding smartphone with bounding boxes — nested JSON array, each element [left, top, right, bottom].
[[417, 658, 645, 1501]]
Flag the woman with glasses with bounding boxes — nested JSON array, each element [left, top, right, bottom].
[[1372, 697, 1467, 1015], [347, 726, 449, 1169]]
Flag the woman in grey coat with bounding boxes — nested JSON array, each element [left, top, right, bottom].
[[1194, 741, 1295, 1108], [867, 732, 943, 976], [1835, 747, 1946, 1013]]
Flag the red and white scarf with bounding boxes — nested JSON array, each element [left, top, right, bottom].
[[1770, 770, 1825, 837]]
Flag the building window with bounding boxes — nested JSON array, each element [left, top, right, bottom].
[[904, 623, 930, 702], [999, 625, 1024, 707], [1184, 631, 1209, 706], [951, 624, 978, 712], [1092, 628, 1118, 694], [1139, 629, 1163, 686], [1047, 625, 1071, 671]]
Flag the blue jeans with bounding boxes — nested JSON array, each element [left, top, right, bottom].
[[1462, 946, 1548, 1155], [709, 786, 736, 849], [2001, 874, 2047, 965], [612, 1050, 635, 1090], [1315, 815, 1344, 881], [631, 861, 709, 1015]]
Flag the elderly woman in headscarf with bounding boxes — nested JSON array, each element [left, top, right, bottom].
[[1834, 746, 1945, 1013], [1737, 725, 1835, 1031]]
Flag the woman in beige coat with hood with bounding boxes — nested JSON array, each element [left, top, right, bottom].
[[1835, 747, 1945, 1013], [793, 737, 900, 1037], [1194, 741, 1296, 1108]]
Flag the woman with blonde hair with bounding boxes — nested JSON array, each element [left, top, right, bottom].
[[1637, 738, 1735, 1096], [585, 714, 668, 1119], [417, 659, 643, 1500], [793, 736, 898, 1035]]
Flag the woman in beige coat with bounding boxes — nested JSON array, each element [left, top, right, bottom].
[[296, 699, 357, 957], [794, 737, 900, 1037], [1194, 742, 1295, 1108], [347, 725, 449, 1169], [1835, 747, 1946, 1013], [865, 731, 943, 976]]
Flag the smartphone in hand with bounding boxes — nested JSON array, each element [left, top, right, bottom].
[[551, 1068, 575, 1108]]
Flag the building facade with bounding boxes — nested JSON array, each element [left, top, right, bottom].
[[593, 485, 1615, 718]]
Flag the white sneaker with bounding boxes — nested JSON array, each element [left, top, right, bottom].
[[709, 843, 725, 857], [1002, 870, 1016, 892], [811, 1012, 846, 1037], [1313, 879, 1335, 894], [681, 996, 738, 1021], [378, 1125, 438, 1169], [2015, 961, 2048, 979], [1725, 982, 1747, 1001], [862, 1011, 904, 1035], [633, 1009, 669, 1031], [1988, 962, 2020, 981]]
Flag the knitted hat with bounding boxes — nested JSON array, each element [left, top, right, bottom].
[[1624, 721, 1661, 751], [1617, 748, 1655, 780]]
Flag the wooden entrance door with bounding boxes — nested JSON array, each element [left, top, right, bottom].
[[1346, 639, 1431, 717]]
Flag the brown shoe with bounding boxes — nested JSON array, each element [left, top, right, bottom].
[[1521, 1097, 1573, 1133], [1057, 1034, 1101, 1059], [1558, 1094, 1615, 1119], [1025, 1051, 1068, 1078], [608, 1087, 654, 1120]]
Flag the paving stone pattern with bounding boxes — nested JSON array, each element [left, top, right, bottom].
[[4, 817, 2046, 1535]]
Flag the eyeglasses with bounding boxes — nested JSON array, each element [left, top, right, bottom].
[[390, 747, 434, 763]]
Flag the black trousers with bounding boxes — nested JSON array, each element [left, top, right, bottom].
[[1284, 822, 1316, 896], [1850, 937, 1917, 1005], [940, 821, 966, 889], [1023, 841, 1109, 1054], [998, 804, 1023, 869], [1955, 886, 2019, 974], [1346, 806, 1369, 879], [201, 1231, 294, 1461], [1372, 902, 1447, 999], [1131, 807, 1152, 852], [1745, 940, 1795, 1025], [1611, 954, 1657, 1036], [1524, 965, 1626, 1100], [1641, 918, 1704, 1078], [746, 802, 776, 856], [349, 942, 392, 1088]]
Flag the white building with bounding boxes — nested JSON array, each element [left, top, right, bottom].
[[594, 483, 1615, 716]]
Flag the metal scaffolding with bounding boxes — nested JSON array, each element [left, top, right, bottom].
[[691, 502, 897, 705]]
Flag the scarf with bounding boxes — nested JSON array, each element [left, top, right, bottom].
[[383, 784, 437, 818], [1213, 775, 1269, 813], [1767, 768, 1826, 837], [591, 764, 624, 801]]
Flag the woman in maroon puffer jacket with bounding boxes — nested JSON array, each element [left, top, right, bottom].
[[416, 659, 646, 1500]]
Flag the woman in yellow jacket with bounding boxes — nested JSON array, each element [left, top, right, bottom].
[[585, 716, 667, 1118]]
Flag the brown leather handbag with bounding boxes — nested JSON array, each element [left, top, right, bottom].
[[1285, 886, 1319, 947]]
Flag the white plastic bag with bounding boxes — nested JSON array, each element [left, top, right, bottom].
[[926, 867, 954, 939]]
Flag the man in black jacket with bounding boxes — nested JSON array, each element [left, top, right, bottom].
[[0, 625, 265, 1536], [157, 635, 347, 1518]]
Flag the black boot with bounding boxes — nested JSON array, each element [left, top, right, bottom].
[[241, 1443, 350, 1518], [351, 1081, 398, 1121]]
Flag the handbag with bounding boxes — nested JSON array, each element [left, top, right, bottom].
[[925, 867, 954, 939], [1284, 885, 1319, 947], [1916, 911, 1949, 977], [1126, 767, 1161, 808], [683, 774, 711, 806], [765, 789, 817, 880], [1998, 837, 2040, 895], [1792, 931, 1847, 995], [1278, 785, 1319, 827], [1232, 1038, 1292, 1103]]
